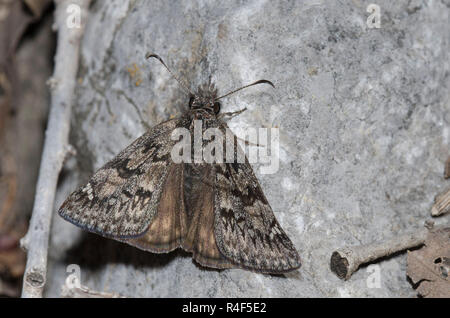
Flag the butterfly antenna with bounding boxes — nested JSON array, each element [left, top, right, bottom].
[[146, 53, 194, 95], [216, 79, 275, 100]]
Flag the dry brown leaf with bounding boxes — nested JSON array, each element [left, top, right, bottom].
[[23, 0, 51, 18], [407, 227, 450, 298], [0, 246, 25, 278], [0, 239, 25, 297]]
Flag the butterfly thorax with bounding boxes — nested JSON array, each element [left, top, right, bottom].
[[189, 82, 221, 119]]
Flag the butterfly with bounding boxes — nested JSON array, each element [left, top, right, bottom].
[[58, 53, 301, 274]]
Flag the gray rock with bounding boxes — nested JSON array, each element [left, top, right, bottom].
[[46, 0, 450, 297]]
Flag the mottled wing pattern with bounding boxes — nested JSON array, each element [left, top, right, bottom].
[[213, 124, 301, 273], [59, 117, 187, 238], [59, 107, 300, 273]]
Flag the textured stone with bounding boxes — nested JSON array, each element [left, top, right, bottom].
[[46, 0, 450, 297]]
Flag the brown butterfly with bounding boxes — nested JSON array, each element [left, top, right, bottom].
[[59, 54, 301, 273]]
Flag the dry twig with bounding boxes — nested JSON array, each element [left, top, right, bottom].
[[61, 283, 126, 298], [330, 227, 429, 280], [20, 0, 91, 298]]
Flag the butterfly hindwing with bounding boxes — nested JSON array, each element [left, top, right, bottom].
[[182, 164, 234, 269], [123, 163, 187, 252]]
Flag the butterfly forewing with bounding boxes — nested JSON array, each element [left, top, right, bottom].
[[58, 118, 185, 238], [206, 123, 301, 273], [213, 159, 301, 273]]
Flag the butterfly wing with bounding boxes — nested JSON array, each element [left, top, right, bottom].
[[123, 163, 187, 252], [59, 117, 186, 238], [181, 164, 234, 269], [213, 126, 301, 273]]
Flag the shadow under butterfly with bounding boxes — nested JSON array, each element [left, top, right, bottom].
[[59, 53, 301, 274]]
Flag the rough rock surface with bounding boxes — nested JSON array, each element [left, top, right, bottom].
[[46, 0, 450, 297]]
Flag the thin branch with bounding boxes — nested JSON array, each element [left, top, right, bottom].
[[330, 227, 429, 280], [61, 283, 126, 298], [20, 0, 91, 298]]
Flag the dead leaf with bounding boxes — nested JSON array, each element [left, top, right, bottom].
[[23, 0, 51, 18], [0, 243, 25, 278], [407, 227, 450, 298]]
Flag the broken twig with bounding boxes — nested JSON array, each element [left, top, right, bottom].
[[61, 283, 126, 298], [330, 227, 428, 280], [20, 0, 91, 298]]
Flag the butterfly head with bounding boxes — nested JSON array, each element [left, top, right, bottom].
[[189, 82, 221, 115], [146, 54, 275, 118]]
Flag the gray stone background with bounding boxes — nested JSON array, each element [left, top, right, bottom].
[[46, 0, 449, 297]]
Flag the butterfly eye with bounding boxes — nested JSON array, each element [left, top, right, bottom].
[[189, 95, 195, 108], [213, 101, 221, 114]]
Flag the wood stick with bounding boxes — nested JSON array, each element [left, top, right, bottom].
[[19, 0, 91, 298], [330, 228, 428, 280], [61, 283, 126, 298]]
